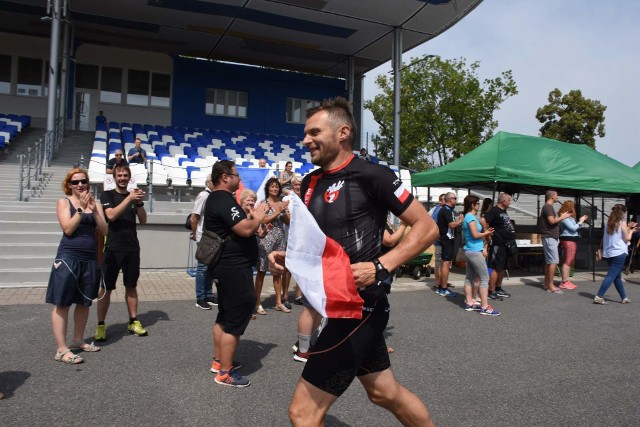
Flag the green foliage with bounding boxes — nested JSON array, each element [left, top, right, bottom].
[[364, 56, 517, 170], [536, 88, 606, 149]]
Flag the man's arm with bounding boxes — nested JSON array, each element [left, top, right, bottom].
[[136, 204, 147, 224], [190, 213, 200, 241], [351, 199, 439, 287], [230, 204, 268, 237]]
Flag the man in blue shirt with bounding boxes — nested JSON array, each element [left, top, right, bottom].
[[429, 194, 445, 292], [127, 138, 147, 165]]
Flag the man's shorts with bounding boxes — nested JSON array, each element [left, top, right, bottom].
[[301, 312, 390, 397], [102, 250, 140, 290], [440, 238, 455, 262], [487, 244, 508, 273], [212, 267, 256, 336], [542, 237, 560, 265]]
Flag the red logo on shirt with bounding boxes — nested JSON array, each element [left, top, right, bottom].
[[324, 181, 344, 204]]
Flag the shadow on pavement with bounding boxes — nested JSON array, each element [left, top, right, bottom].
[[237, 339, 278, 376], [0, 371, 30, 399]]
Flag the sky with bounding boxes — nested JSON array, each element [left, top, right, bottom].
[[361, 0, 640, 167]]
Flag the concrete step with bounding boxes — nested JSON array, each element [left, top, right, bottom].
[[0, 242, 59, 256], [0, 231, 61, 244], [0, 211, 57, 221], [0, 268, 51, 284], [0, 220, 60, 232], [0, 281, 48, 289], [0, 255, 53, 269]]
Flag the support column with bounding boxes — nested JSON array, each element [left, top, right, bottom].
[[59, 9, 71, 133], [46, 0, 62, 134], [392, 27, 402, 168]]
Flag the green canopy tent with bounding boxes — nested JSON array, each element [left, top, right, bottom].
[[411, 131, 640, 281], [411, 131, 640, 197]]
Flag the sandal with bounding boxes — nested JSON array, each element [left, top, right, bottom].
[[54, 349, 84, 365], [546, 288, 563, 294], [275, 303, 291, 313], [70, 341, 101, 352], [256, 305, 267, 315]]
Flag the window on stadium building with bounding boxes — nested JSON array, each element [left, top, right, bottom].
[[205, 88, 248, 118], [151, 72, 171, 107], [16, 57, 44, 97], [100, 66, 122, 104], [75, 64, 99, 90], [287, 98, 320, 124], [127, 69, 149, 106], [0, 55, 11, 94]]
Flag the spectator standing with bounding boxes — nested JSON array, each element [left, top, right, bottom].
[[594, 204, 636, 304], [539, 190, 571, 293], [279, 161, 295, 193], [269, 97, 437, 426], [190, 175, 218, 310], [359, 147, 371, 161], [480, 198, 493, 218], [258, 158, 268, 168], [429, 194, 446, 292], [205, 160, 268, 387], [95, 164, 148, 341], [436, 192, 463, 297], [558, 200, 588, 290], [284, 177, 302, 304], [255, 178, 291, 313], [481, 193, 515, 299], [127, 138, 147, 165], [95, 111, 107, 127], [461, 195, 498, 316], [106, 149, 127, 175], [47, 168, 108, 364]]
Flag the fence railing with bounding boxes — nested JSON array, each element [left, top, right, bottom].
[[17, 117, 65, 201]]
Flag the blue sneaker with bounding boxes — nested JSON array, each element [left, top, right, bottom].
[[479, 305, 500, 316], [214, 370, 251, 388], [439, 288, 458, 297], [463, 302, 481, 311]]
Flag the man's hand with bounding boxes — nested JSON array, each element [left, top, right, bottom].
[[252, 203, 269, 222], [351, 262, 377, 288], [268, 250, 287, 275], [129, 188, 145, 202]]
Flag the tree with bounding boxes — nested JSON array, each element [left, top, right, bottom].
[[536, 88, 606, 149], [364, 55, 517, 170]]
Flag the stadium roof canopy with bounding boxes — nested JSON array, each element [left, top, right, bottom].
[[0, 0, 482, 78]]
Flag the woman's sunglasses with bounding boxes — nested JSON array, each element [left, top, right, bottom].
[[70, 179, 88, 185]]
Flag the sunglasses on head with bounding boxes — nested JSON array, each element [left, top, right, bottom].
[[70, 179, 88, 185]]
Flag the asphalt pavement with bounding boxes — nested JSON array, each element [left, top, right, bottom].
[[1, 268, 639, 426]]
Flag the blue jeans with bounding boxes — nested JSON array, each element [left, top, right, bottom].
[[195, 262, 215, 301], [596, 253, 627, 299]]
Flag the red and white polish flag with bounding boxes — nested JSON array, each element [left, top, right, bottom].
[[284, 193, 364, 319]]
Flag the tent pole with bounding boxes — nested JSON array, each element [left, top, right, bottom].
[[592, 195, 595, 282], [427, 187, 431, 211]]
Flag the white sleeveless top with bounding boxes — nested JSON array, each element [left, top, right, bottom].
[[602, 222, 628, 258]]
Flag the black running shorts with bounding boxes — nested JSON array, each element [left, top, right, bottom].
[[440, 238, 455, 262], [102, 250, 140, 290], [212, 267, 256, 336], [301, 312, 391, 397], [487, 244, 508, 272]]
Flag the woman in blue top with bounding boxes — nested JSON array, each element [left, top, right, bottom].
[[558, 200, 588, 290], [46, 168, 108, 364], [462, 195, 498, 316]]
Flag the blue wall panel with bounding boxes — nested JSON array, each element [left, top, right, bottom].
[[172, 56, 344, 136]]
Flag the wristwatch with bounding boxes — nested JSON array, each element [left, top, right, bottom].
[[372, 258, 390, 281], [136, 202, 144, 208], [77, 207, 84, 214]]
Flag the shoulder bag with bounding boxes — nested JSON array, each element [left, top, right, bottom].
[[195, 224, 229, 267]]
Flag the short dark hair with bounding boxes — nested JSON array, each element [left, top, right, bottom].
[[211, 160, 236, 185], [112, 163, 131, 178], [306, 97, 357, 146], [264, 177, 282, 199], [463, 194, 480, 214]]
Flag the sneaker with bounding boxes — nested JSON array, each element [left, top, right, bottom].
[[195, 299, 212, 310], [293, 297, 303, 305], [210, 359, 243, 373], [479, 305, 500, 316], [214, 370, 250, 388], [292, 340, 299, 353], [495, 287, 511, 298], [622, 297, 631, 304], [94, 324, 107, 342], [433, 286, 441, 293], [205, 296, 218, 306], [282, 300, 292, 310], [127, 320, 148, 336], [293, 350, 310, 362], [593, 295, 606, 304], [488, 291, 502, 300], [438, 288, 458, 297], [463, 302, 481, 311], [559, 281, 577, 290]]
